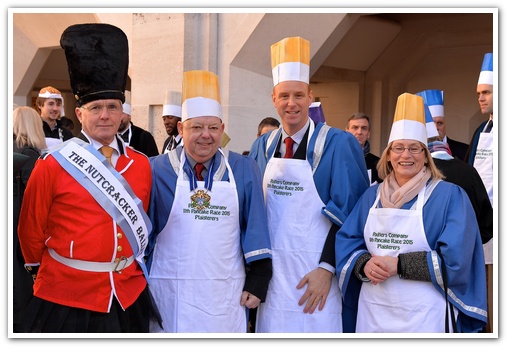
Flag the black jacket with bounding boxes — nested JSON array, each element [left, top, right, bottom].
[[123, 122, 159, 157], [447, 137, 469, 161], [434, 157, 492, 244], [42, 119, 74, 141]]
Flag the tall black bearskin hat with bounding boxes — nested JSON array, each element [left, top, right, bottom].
[[60, 23, 129, 107]]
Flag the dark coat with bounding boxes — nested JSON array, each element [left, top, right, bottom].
[[447, 137, 469, 161], [125, 122, 159, 157], [13, 144, 40, 332], [365, 152, 382, 184], [434, 157, 493, 244], [42, 119, 74, 141]]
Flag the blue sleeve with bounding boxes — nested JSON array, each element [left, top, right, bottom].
[[313, 128, 370, 226], [423, 183, 487, 332], [249, 133, 269, 175], [229, 152, 272, 263]]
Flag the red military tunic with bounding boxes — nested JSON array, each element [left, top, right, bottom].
[[18, 141, 151, 313]]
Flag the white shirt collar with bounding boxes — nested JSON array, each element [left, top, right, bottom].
[[281, 118, 310, 145], [82, 131, 120, 155]]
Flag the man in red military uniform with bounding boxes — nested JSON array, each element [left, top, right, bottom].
[[17, 23, 161, 333]]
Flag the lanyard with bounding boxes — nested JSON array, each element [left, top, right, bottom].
[[182, 154, 216, 192]]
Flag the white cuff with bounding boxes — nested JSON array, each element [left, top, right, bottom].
[[319, 262, 335, 275]]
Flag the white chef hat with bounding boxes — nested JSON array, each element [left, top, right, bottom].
[[122, 90, 131, 116], [163, 90, 182, 117]]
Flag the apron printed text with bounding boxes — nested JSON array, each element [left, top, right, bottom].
[[266, 178, 305, 196], [182, 202, 231, 221]]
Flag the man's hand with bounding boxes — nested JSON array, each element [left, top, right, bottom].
[[241, 291, 261, 309], [296, 267, 332, 314]]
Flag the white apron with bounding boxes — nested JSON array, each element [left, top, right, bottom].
[[149, 149, 246, 333], [256, 132, 342, 333], [474, 126, 493, 264], [45, 127, 66, 151], [45, 137, 63, 151], [357, 184, 446, 332], [474, 126, 493, 206]]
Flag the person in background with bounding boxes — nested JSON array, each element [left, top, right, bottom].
[[257, 117, 280, 137], [161, 90, 183, 153], [59, 116, 75, 134], [241, 117, 280, 157], [13, 106, 47, 183], [250, 36, 369, 333], [464, 52, 494, 333], [12, 106, 47, 333], [35, 86, 74, 150], [335, 92, 487, 333], [17, 23, 161, 333], [422, 93, 493, 247], [118, 90, 159, 157], [147, 70, 272, 333], [415, 89, 469, 161], [346, 112, 382, 185]]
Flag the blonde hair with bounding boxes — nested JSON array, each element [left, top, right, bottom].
[[13, 106, 47, 151], [377, 141, 445, 181]]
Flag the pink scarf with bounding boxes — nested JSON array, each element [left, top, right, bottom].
[[380, 167, 431, 208]]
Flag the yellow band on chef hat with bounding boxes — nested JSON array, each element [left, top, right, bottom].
[[388, 93, 427, 146], [271, 37, 310, 86], [181, 70, 222, 122], [163, 90, 182, 117]]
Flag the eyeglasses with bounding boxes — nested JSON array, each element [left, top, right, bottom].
[[81, 103, 122, 115], [390, 146, 424, 154]]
